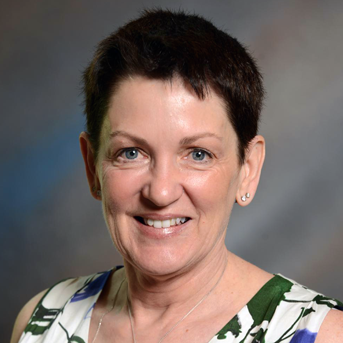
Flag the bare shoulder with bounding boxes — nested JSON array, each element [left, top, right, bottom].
[[10, 289, 48, 343], [316, 309, 343, 343]]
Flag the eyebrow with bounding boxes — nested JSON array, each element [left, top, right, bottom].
[[110, 131, 222, 146], [179, 132, 223, 145], [110, 130, 149, 146]]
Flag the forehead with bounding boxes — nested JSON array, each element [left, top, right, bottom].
[[101, 76, 237, 146]]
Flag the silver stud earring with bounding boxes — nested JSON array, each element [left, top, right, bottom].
[[241, 193, 250, 202], [96, 190, 101, 197]]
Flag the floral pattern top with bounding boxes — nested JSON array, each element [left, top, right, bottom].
[[19, 267, 343, 343]]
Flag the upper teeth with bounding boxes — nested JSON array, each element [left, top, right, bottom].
[[143, 217, 187, 228]]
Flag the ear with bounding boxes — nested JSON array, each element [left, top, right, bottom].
[[79, 132, 102, 201], [236, 135, 265, 206]]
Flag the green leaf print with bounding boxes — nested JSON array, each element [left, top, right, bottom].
[[24, 276, 72, 335], [274, 307, 305, 343], [70, 335, 86, 343], [24, 303, 60, 335], [251, 328, 267, 343], [303, 307, 315, 317], [58, 322, 86, 343], [240, 276, 293, 342], [247, 276, 293, 324], [313, 294, 337, 308], [216, 315, 242, 339]]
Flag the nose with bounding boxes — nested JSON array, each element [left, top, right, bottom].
[[141, 157, 184, 207]]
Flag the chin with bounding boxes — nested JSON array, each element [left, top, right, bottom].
[[127, 246, 194, 277]]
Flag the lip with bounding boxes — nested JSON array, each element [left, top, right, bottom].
[[133, 215, 191, 239]]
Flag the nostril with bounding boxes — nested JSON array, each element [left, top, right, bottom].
[[140, 180, 184, 208]]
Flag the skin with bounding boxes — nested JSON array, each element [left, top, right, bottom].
[[82, 76, 270, 342], [90, 76, 257, 278], [11, 76, 343, 342]]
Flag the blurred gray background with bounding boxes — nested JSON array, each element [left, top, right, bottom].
[[1, 0, 343, 341]]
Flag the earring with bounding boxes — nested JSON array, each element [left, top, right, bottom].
[[241, 193, 250, 202], [96, 190, 102, 197]]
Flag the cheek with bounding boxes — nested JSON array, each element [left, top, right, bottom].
[[100, 165, 142, 213], [185, 168, 239, 238], [185, 167, 238, 210]]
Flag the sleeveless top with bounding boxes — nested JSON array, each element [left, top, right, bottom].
[[19, 267, 343, 343]]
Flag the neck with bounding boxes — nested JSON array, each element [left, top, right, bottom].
[[123, 247, 234, 321]]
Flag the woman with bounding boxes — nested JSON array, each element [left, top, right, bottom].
[[11, 9, 343, 343]]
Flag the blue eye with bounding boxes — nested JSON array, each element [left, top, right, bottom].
[[124, 148, 139, 159], [192, 150, 207, 161]]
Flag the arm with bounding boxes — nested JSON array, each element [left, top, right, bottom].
[[10, 289, 48, 343], [316, 309, 343, 343]]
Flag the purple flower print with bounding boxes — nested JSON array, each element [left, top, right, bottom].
[[71, 270, 111, 303], [290, 329, 317, 343]]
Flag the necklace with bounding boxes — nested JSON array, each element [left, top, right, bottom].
[[127, 258, 228, 343], [91, 278, 126, 343]]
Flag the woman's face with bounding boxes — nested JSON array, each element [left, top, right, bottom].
[[96, 76, 243, 276]]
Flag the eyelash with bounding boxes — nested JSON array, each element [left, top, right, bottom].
[[113, 147, 214, 162], [116, 148, 145, 161], [188, 148, 213, 162]]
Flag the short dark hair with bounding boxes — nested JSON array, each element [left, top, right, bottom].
[[83, 9, 264, 164]]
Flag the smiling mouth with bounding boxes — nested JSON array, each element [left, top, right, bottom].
[[134, 216, 191, 229]]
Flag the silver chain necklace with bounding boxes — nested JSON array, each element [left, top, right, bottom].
[[127, 259, 228, 343], [91, 279, 126, 343], [91, 258, 227, 343]]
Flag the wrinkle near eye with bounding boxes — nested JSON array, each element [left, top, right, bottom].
[[100, 162, 112, 182]]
